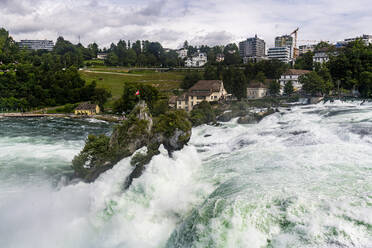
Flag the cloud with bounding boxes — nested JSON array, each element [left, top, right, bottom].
[[0, 0, 371, 49]]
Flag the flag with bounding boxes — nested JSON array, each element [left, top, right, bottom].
[[135, 90, 140, 96]]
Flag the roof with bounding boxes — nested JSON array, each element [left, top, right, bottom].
[[283, 69, 311, 76], [75, 103, 98, 111], [247, 82, 268, 89], [169, 95, 177, 104], [189, 80, 222, 92], [176, 93, 188, 101]]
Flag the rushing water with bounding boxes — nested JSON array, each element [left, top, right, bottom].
[[0, 102, 371, 248]]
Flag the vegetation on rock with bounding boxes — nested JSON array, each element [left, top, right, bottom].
[[190, 101, 216, 126], [72, 101, 192, 184]]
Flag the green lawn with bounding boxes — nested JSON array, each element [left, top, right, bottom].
[[80, 67, 185, 108]]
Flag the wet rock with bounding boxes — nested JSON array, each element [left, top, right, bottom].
[[290, 130, 308, 135], [217, 111, 234, 122], [237, 114, 258, 124]]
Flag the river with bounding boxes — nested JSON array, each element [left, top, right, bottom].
[[0, 101, 371, 248]]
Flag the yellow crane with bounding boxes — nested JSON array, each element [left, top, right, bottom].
[[290, 27, 299, 59]]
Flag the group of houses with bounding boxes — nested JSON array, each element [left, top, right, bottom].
[[72, 69, 311, 115], [169, 80, 231, 111], [169, 68, 311, 112]]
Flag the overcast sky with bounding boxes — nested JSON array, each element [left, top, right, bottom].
[[1, 0, 371, 49]]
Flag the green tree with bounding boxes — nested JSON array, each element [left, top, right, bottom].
[[223, 67, 247, 100], [105, 52, 119, 66], [300, 72, 325, 96], [126, 49, 137, 66], [113, 83, 159, 114], [204, 65, 218, 80], [255, 71, 266, 82], [359, 71, 372, 97], [268, 80, 280, 96], [328, 40, 372, 96], [294, 51, 314, 70], [283, 81, 294, 96], [223, 43, 241, 65], [88, 43, 99, 58], [181, 72, 202, 89], [92, 86, 112, 110]]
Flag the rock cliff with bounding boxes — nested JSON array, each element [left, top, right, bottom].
[[72, 101, 192, 186]]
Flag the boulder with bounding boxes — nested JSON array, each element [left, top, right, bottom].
[[237, 114, 258, 124], [217, 111, 234, 122]]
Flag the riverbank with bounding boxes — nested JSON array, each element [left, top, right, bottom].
[[0, 113, 121, 122]]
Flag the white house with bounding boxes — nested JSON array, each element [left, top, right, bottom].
[[185, 52, 208, 67], [216, 53, 225, 62], [176, 80, 228, 111], [279, 69, 311, 94], [177, 48, 188, 59], [247, 82, 268, 99], [97, 53, 108, 60], [313, 48, 330, 64]]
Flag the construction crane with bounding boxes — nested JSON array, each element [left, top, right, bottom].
[[297, 40, 331, 44], [290, 27, 299, 48], [290, 27, 299, 59]]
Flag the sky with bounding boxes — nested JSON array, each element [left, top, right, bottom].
[[1, 0, 371, 49]]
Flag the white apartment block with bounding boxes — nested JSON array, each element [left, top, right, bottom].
[[279, 69, 311, 94], [344, 34, 372, 45], [18, 40, 54, 51], [299, 44, 316, 55], [268, 47, 291, 63]]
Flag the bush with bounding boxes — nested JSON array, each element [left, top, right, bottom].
[[154, 110, 191, 137], [190, 101, 216, 126], [113, 83, 159, 114]]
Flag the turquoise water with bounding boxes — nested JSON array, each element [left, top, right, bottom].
[[0, 102, 371, 248]]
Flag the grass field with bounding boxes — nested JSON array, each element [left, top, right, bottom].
[[80, 67, 185, 108]]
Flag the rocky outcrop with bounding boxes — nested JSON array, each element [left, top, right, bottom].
[[237, 114, 259, 124], [237, 108, 276, 124], [72, 101, 192, 186], [216, 111, 235, 122]]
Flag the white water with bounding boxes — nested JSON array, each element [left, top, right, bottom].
[[0, 102, 371, 248]]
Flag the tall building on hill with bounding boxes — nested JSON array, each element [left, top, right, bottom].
[[268, 47, 291, 63], [18, 40, 54, 51], [239, 35, 266, 63], [275, 35, 293, 48], [275, 35, 294, 59], [344, 34, 372, 45], [299, 44, 316, 55]]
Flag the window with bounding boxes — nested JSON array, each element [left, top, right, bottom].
[[197, 96, 205, 100]]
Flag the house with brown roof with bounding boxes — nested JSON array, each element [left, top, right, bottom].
[[279, 69, 311, 94], [74, 103, 100, 115], [168, 95, 178, 109], [247, 81, 269, 99], [176, 80, 228, 111]]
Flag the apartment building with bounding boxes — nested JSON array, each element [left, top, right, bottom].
[[268, 47, 291, 63], [18, 40, 54, 51], [239, 35, 266, 63]]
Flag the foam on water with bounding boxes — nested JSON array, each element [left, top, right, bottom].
[[0, 102, 371, 248]]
